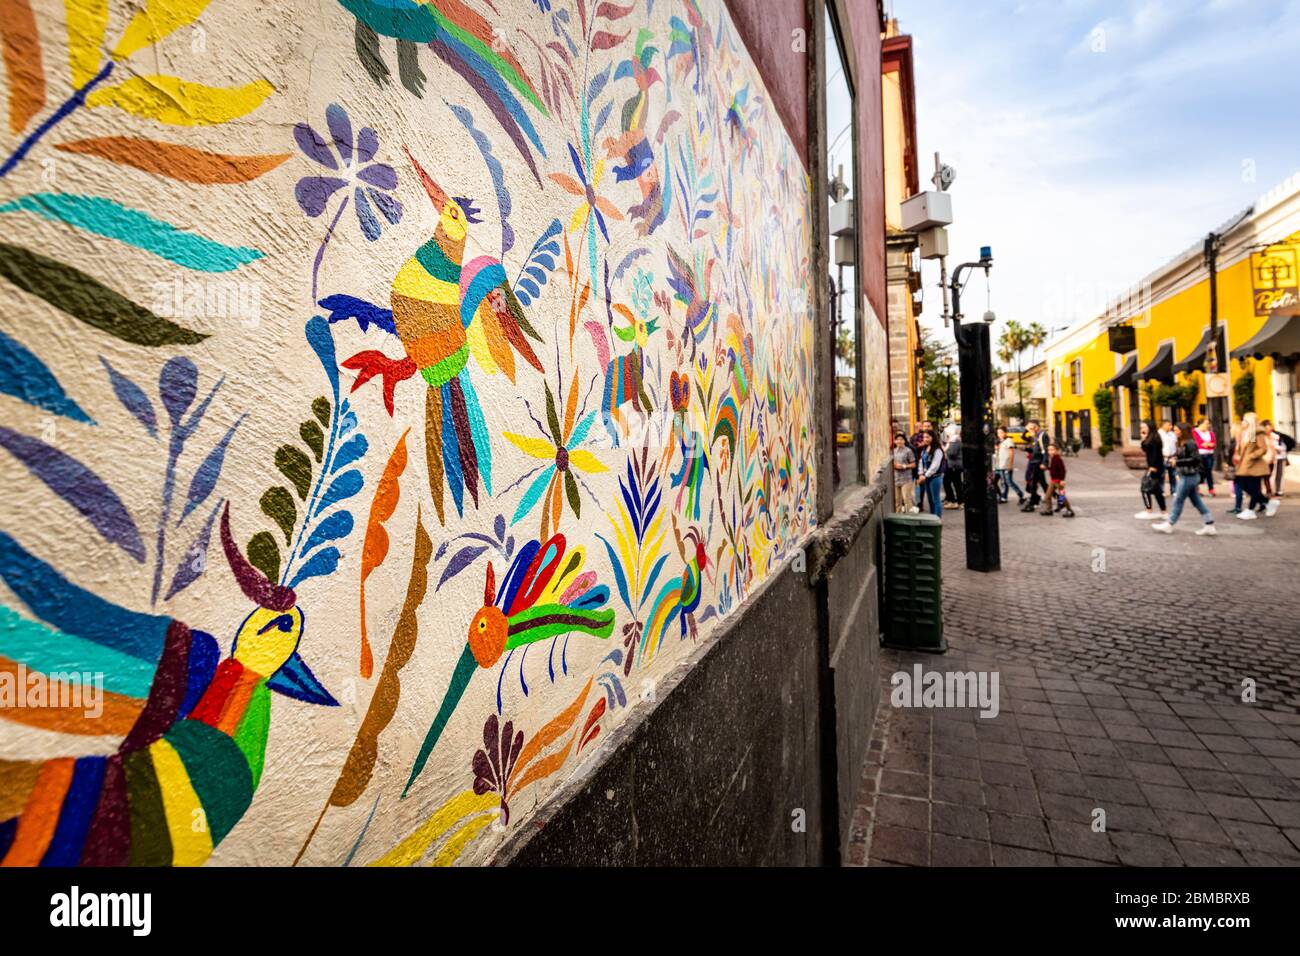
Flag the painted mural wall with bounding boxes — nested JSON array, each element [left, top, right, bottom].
[[0, 0, 816, 865]]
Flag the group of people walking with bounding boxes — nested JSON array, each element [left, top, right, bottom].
[[891, 418, 1074, 518], [1136, 412, 1291, 534]]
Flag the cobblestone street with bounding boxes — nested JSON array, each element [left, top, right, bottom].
[[851, 451, 1300, 866]]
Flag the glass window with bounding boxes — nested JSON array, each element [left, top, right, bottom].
[[825, 7, 858, 490]]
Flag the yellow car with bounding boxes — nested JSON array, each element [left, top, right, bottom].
[[1004, 427, 1031, 447], [836, 431, 854, 447]]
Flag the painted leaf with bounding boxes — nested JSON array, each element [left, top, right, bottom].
[[288, 545, 340, 589], [0, 244, 206, 345], [315, 468, 362, 515], [114, 0, 217, 59], [591, 30, 629, 50], [246, 530, 280, 583], [358, 430, 410, 679], [300, 419, 324, 461], [178, 416, 242, 525], [0, 425, 144, 561], [164, 496, 221, 600], [507, 679, 592, 795], [305, 317, 340, 400], [448, 103, 513, 255], [276, 444, 313, 499], [65, 0, 109, 86], [98, 356, 154, 434], [0, 329, 92, 423], [87, 75, 275, 126], [260, 486, 296, 545], [332, 433, 368, 473], [436, 544, 486, 592], [159, 356, 198, 425], [1, 0, 45, 134], [312, 395, 331, 428], [56, 137, 290, 184], [0, 194, 264, 273], [302, 510, 353, 556]]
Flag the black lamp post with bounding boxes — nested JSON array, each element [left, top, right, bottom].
[[949, 247, 1000, 573], [943, 355, 954, 419]]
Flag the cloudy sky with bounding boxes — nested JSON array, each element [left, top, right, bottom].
[[891, 0, 1300, 350]]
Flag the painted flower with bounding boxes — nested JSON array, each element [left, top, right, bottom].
[[504, 374, 607, 540], [294, 104, 402, 241]]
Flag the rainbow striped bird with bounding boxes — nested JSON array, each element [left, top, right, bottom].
[[336, 0, 549, 181], [329, 148, 545, 526], [643, 519, 708, 661], [403, 534, 614, 796], [0, 511, 336, 867]]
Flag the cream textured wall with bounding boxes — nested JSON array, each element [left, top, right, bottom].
[[0, 0, 819, 866]]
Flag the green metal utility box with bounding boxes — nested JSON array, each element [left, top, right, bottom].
[[882, 512, 945, 652]]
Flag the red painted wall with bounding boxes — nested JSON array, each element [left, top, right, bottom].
[[725, 0, 810, 168]]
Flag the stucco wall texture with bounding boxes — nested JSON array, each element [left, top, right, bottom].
[[0, 0, 822, 866]]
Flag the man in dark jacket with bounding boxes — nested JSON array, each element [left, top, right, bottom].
[[943, 433, 964, 507], [1022, 420, 1051, 511]]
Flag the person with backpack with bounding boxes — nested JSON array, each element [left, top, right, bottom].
[[1152, 423, 1216, 535], [1022, 420, 1050, 511], [943, 431, 964, 509]]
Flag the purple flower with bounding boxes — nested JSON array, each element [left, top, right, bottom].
[[294, 103, 403, 241]]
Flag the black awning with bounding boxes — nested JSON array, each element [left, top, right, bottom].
[[1136, 341, 1174, 383], [1230, 313, 1300, 363], [1103, 353, 1137, 388], [1172, 325, 1227, 374]]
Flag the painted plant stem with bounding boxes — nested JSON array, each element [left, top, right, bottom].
[[311, 194, 350, 302], [281, 370, 343, 586], [150, 429, 185, 606], [0, 62, 115, 179]]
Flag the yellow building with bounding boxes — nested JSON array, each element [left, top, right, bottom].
[[1046, 174, 1300, 474]]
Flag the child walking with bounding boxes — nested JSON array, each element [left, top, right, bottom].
[[1039, 442, 1075, 517]]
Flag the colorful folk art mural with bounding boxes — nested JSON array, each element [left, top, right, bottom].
[[0, 0, 815, 866]]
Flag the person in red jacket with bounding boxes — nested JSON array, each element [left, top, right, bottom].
[[1193, 417, 1217, 495], [1040, 442, 1075, 517]]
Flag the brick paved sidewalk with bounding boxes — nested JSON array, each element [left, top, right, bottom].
[[850, 451, 1300, 866]]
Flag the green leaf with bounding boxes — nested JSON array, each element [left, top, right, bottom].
[[0, 242, 207, 346], [312, 396, 331, 428], [564, 469, 580, 518], [260, 485, 297, 545], [246, 531, 280, 583], [300, 419, 324, 461], [275, 444, 312, 499]]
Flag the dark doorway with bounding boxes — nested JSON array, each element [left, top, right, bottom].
[[1080, 409, 1093, 448]]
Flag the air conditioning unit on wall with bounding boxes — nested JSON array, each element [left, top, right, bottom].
[[900, 190, 953, 232]]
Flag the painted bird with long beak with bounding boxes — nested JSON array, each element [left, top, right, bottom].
[[403, 533, 614, 796], [0, 508, 336, 867], [322, 147, 545, 525]]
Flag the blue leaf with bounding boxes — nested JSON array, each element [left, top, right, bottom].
[[178, 415, 243, 525], [288, 546, 340, 589], [449, 103, 514, 255], [302, 510, 354, 555], [0, 425, 144, 562], [594, 533, 631, 612], [641, 553, 670, 610], [164, 498, 221, 601], [437, 544, 487, 591], [305, 316, 340, 401], [314, 468, 362, 516], [99, 356, 153, 434], [0, 330, 93, 423], [332, 433, 368, 473], [587, 65, 612, 104]]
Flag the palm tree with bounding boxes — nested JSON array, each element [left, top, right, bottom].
[[1026, 321, 1047, 366], [998, 320, 1031, 422]]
